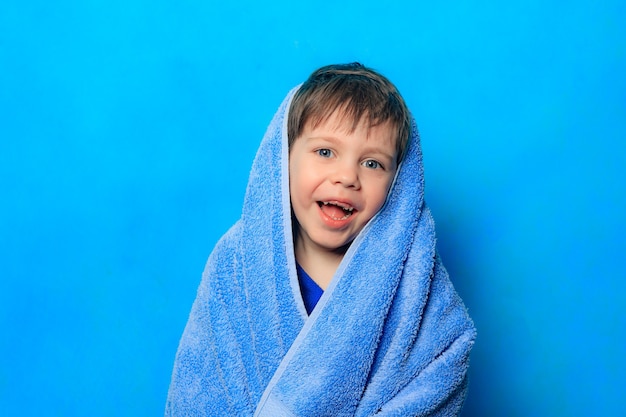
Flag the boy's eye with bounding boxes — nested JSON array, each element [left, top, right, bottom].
[[316, 149, 333, 158], [363, 159, 382, 170]]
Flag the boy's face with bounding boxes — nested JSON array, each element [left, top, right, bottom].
[[289, 110, 398, 256]]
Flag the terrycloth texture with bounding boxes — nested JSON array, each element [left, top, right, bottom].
[[165, 87, 476, 416]]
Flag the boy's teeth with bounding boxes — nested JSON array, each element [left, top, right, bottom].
[[320, 201, 355, 220], [322, 201, 354, 212]]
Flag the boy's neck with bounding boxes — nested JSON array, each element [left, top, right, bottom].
[[294, 236, 347, 291]]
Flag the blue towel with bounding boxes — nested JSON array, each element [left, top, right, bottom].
[[165, 86, 476, 416]]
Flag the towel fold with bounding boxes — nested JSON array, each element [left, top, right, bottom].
[[165, 86, 476, 416]]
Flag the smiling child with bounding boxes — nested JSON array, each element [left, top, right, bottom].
[[166, 63, 476, 416]]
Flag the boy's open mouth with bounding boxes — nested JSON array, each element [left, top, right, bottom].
[[318, 201, 355, 221]]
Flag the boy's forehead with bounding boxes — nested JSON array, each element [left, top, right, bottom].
[[305, 108, 397, 141]]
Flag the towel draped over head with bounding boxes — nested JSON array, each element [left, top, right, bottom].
[[165, 87, 476, 416]]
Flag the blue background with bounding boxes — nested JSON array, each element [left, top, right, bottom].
[[1, 0, 624, 415]]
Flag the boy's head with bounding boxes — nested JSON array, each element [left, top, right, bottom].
[[287, 63, 412, 263], [288, 63, 411, 164]]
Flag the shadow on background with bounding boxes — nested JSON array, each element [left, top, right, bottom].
[[428, 192, 505, 417]]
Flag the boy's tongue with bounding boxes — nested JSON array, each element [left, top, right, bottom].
[[321, 203, 347, 219]]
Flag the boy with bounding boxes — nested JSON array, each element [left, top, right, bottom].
[[166, 63, 476, 416]]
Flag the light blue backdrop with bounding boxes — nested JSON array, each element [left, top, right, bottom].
[[1, 1, 624, 415]]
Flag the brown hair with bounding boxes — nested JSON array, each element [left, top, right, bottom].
[[288, 63, 411, 164]]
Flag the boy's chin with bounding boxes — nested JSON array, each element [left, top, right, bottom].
[[292, 226, 353, 256], [310, 237, 355, 256]]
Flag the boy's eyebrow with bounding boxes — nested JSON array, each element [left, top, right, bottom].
[[360, 146, 395, 162], [305, 135, 341, 144], [303, 135, 344, 149]]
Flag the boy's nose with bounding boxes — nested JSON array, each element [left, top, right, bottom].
[[331, 163, 360, 189]]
